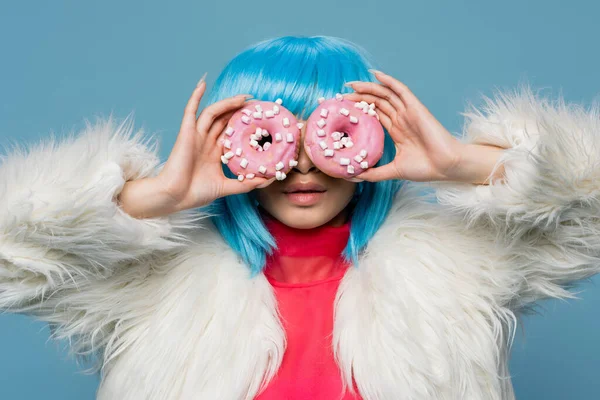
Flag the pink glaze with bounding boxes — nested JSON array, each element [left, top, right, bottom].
[[221, 101, 301, 179], [304, 98, 385, 178]]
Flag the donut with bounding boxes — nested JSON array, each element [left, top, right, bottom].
[[220, 100, 302, 181], [304, 95, 385, 178]]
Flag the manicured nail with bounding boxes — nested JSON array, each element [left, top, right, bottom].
[[368, 69, 383, 75], [242, 94, 254, 100], [344, 81, 360, 87], [256, 177, 276, 189], [348, 177, 364, 183], [196, 72, 207, 87]]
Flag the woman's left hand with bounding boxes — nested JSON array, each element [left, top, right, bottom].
[[343, 70, 466, 183]]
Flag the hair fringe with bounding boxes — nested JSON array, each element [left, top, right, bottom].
[[201, 36, 403, 276]]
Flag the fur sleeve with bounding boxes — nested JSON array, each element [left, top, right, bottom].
[[0, 114, 203, 311], [432, 86, 600, 307]]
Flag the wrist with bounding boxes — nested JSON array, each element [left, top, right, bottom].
[[117, 176, 182, 219], [445, 143, 506, 185]]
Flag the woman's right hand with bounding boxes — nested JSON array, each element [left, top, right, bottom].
[[118, 77, 275, 219]]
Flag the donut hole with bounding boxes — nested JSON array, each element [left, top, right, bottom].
[[333, 129, 353, 143], [327, 121, 355, 148], [253, 132, 273, 152], [257, 134, 272, 147]]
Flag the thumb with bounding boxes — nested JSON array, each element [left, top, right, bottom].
[[256, 177, 277, 189], [354, 163, 400, 182], [222, 176, 276, 196]]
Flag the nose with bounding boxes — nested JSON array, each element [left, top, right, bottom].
[[293, 120, 318, 174]]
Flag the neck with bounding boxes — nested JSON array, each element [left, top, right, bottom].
[[261, 210, 352, 284]]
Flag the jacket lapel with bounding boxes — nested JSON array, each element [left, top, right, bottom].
[[332, 184, 514, 400]]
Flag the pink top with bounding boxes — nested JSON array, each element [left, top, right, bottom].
[[255, 213, 363, 400]]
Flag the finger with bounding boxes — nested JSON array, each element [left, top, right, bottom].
[[343, 177, 364, 183], [354, 162, 401, 182], [207, 110, 236, 142], [256, 177, 277, 189], [181, 80, 207, 130], [196, 95, 251, 134], [345, 81, 406, 113], [372, 71, 420, 107], [221, 176, 276, 197], [200, 97, 255, 124]]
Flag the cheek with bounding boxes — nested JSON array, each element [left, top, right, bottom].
[[254, 186, 279, 210], [326, 181, 356, 208]]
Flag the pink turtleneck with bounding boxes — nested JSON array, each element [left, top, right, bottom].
[[255, 213, 362, 400]]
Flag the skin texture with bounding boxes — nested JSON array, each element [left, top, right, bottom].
[[118, 71, 506, 224], [118, 75, 272, 219], [254, 71, 506, 229], [344, 70, 506, 185]]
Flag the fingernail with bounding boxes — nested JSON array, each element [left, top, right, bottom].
[[348, 177, 364, 183], [368, 69, 383, 75], [256, 177, 276, 189], [344, 81, 360, 87], [196, 72, 207, 87], [243, 94, 254, 100]]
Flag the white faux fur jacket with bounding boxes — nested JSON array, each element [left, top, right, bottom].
[[1, 87, 599, 400]]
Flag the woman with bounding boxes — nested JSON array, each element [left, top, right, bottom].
[[1, 35, 598, 400]]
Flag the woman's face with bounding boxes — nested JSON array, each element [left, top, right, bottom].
[[255, 120, 357, 229]]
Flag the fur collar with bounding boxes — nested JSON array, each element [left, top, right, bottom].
[[97, 183, 515, 400]]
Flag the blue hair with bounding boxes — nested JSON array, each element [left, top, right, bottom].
[[202, 36, 403, 277]]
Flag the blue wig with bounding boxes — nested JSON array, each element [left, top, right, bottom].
[[202, 36, 403, 277]]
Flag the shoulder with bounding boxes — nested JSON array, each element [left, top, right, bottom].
[[151, 217, 239, 276], [370, 181, 502, 249], [367, 181, 482, 250], [362, 181, 507, 294]]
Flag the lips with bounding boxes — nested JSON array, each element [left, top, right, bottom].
[[282, 182, 327, 194]]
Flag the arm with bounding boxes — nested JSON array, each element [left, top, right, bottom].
[[432, 86, 600, 306], [0, 81, 276, 371], [345, 73, 600, 308], [0, 115, 201, 311], [0, 78, 272, 312], [0, 115, 204, 372]]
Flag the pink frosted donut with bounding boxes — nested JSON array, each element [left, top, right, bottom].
[[220, 100, 302, 181], [304, 96, 385, 178]]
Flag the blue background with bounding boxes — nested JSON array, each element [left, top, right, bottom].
[[1, 0, 599, 398]]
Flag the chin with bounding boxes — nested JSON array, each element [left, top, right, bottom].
[[276, 201, 356, 229], [256, 186, 355, 229], [276, 207, 333, 229]]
